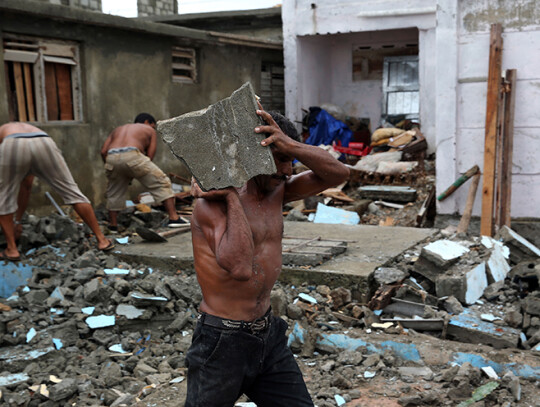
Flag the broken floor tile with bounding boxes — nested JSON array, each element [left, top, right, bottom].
[[85, 314, 115, 329], [158, 82, 275, 191], [116, 304, 144, 319], [104, 267, 129, 275], [313, 203, 359, 225], [81, 306, 95, 315]]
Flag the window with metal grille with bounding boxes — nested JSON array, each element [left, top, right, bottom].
[[3, 35, 81, 122], [172, 46, 196, 83]]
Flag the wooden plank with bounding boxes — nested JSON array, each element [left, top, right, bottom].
[[480, 23, 503, 237], [494, 78, 506, 230], [23, 63, 36, 121], [13, 62, 27, 121], [500, 69, 517, 227], [44, 62, 59, 121], [55, 63, 73, 121], [457, 173, 481, 234]]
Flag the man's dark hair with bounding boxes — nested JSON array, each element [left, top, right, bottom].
[[134, 113, 156, 124], [269, 111, 301, 142]]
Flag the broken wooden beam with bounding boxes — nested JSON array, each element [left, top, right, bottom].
[[437, 165, 479, 201], [457, 173, 481, 234]]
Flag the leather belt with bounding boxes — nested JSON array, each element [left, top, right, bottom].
[[199, 309, 271, 334]]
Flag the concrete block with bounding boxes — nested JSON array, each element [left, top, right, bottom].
[[49, 378, 77, 401], [448, 309, 521, 349], [436, 262, 487, 305], [496, 226, 540, 264], [421, 240, 469, 268], [158, 82, 276, 191]]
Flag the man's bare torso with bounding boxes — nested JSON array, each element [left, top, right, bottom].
[[191, 181, 285, 322], [105, 123, 154, 154]]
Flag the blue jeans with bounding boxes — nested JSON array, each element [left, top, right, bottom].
[[185, 314, 314, 407]]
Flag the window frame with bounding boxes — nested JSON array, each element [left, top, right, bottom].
[[171, 46, 197, 84], [3, 34, 83, 123]]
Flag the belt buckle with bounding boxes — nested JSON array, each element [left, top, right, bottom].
[[249, 317, 268, 334]]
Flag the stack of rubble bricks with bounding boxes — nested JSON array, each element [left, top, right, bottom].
[[137, 0, 176, 17], [414, 237, 511, 305]]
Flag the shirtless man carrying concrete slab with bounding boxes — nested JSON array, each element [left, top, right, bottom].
[[185, 109, 350, 406]]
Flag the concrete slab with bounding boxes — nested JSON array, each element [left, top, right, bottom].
[[158, 82, 276, 191], [114, 222, 437, 300]]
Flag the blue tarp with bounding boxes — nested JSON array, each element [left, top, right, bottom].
[[306, 109, 352, 147]]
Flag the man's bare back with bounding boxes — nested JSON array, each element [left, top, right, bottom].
[[0, 122, 44, 142], [101, 123, 155, 158]]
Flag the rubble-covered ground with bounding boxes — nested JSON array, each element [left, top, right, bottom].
[[1, 203, 540, 406]]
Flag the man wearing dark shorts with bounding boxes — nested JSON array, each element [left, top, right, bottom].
[[186, 109, 350, 406], [0, 122, 113, 261]]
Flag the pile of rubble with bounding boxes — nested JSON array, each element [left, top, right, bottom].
[[1, 210, 539, 406]]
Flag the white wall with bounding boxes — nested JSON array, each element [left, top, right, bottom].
[[283, 0, 540, 219], [450, 0, 540, 218]]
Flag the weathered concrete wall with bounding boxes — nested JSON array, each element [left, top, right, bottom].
[[441, 0, 540, 218], [0, 6, 280, 211], [34, 0, 102, 11], [283, 0, 539, 219]]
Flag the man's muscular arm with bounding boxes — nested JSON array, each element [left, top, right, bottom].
[[192, 181, 254, 281], [146, 129, 157, 160], [255, 110, 350, 202], [100, 132, 114, 163]]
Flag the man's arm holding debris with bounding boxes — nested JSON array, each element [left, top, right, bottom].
[[191, 180, 254, 281], [255, 109, 350, 203]]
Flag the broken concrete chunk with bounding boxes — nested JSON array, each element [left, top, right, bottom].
[[373, 267, 408, 286], [448, 309, 521, 349], [49, 378, 77, 401], [158, 82, 276, 191], [496, 226, 540, 264], [0, 372, 29, 387], [486, 243, 510, 283], [522, 293, 540, 317], [436, 262, 488, 305], [421, 240, 469, 268]]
